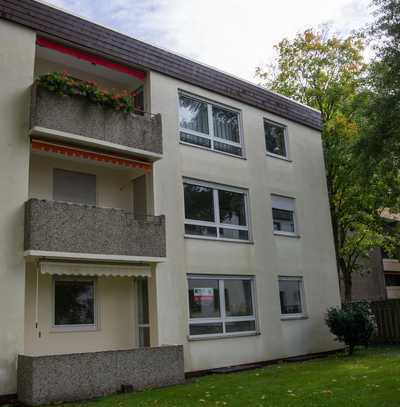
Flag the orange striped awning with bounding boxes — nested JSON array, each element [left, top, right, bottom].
[[31, 139, 152, 172]]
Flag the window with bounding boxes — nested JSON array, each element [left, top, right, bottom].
[[188, 276, 257, 338], [279, 277, 305, 318], [385, 274, 400, 287], [264, 120, 288, 158], [271, 195, 296, 235], [53, 278, 96, 329], [179, 93, 243, 157], [53, 168, 96, 205], [184, 180, 250, 241], [137, 278, 150, 347]]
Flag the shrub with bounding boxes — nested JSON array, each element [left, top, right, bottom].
[[325, 302, 377, 355], [37, 71, 137, 113]]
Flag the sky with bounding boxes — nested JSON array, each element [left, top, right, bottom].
[[44, 0, 374, 84]]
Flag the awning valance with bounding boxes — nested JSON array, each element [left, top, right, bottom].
[[39, 261, 151, 278], [31, 139, 152, 172]]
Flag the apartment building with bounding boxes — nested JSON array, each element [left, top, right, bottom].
[[0, 0, 341, 404], [351, 212, 400, 302]]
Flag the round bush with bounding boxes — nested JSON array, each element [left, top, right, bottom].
[[325, 302, 377, 355]]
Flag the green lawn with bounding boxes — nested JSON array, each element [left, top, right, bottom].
[[66, 347, 400, 407]]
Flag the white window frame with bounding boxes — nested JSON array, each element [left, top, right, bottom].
[[278, 276, 307, 320], [271, 194, 298, 237], [51, 276, 98, 332], [184, 178, 251, 242], [188, 275, 257, 339], [264, 119, 289, 160], [178, 91, 245, 158]]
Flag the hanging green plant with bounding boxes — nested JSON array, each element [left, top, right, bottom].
[[37, 71, 137, 113]]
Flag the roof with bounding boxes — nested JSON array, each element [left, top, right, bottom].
[[0, 0, 322, 131]]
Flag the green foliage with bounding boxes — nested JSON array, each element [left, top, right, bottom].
[[358, 0, 400, 176], [37, 71, 137, 113], [326, 303, 377, 355], [255, 28, 366, 122], [256, 27, 400, 302]]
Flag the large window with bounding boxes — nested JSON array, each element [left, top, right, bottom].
[[184, 180, 250, 241], [53, 168, 96, 205], [53, 278, 96, 330], [279, 277, 305, 318], [271, 194, 297, 235], [188, 276, 257, 338], [264, 120, 288, 159], [179, 93, 243, 157]]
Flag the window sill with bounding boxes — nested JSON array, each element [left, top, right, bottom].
[[188, 331, 260, 341], [266, 152, 292, 162], [280, 315, 308, 321], [273, 231, 300, 238], [50, 325, 98, 333], [184, 235, 254, 244], [179, 141, 247, 160]]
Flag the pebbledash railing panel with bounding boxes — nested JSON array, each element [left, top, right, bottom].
[[24, 199, 166, 258], [30, 82, 163, 156]]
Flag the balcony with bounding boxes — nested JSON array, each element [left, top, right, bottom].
[[29, 83, 163, 160], [24, 199, 166, 260]]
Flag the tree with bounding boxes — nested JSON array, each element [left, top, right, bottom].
[[359, 0, 400, 180], [255, 28, 397, 302]]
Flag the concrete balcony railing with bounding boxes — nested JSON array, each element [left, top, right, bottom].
[[30, 83, 163, 159], [24, 199, 166, 259]]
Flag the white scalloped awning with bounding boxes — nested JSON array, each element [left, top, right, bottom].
[[39, 261, 151, 278]]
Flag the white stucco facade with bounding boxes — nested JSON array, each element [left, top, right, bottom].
[[0, 14, 341, 397], [0, 21, 35, 395], [149, 72, 341, 371]]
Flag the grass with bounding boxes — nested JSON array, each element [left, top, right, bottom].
[[64, 346, 400, 407]]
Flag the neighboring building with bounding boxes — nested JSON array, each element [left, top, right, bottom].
[[0, 0, 341, 403], [351, 213, 400, 302]]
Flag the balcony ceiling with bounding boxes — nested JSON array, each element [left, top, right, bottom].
[[36, 45, 143, 89]]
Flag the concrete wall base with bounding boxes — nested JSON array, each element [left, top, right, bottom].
[[18, 346, 184, 406]]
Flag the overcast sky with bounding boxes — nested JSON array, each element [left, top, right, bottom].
[[44, 0, 374, 83]]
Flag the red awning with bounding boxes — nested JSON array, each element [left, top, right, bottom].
[[31, 139, 152, 172]]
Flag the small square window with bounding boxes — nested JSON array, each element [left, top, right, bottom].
[[279, 277, 305, 317], [271, 195, 296, 235], [264, 121, 287, 158], [54, 278, 96, 329]]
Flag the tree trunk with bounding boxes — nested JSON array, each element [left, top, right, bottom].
[[330, 207, 342, 292], [342, 261, 352, 304]]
